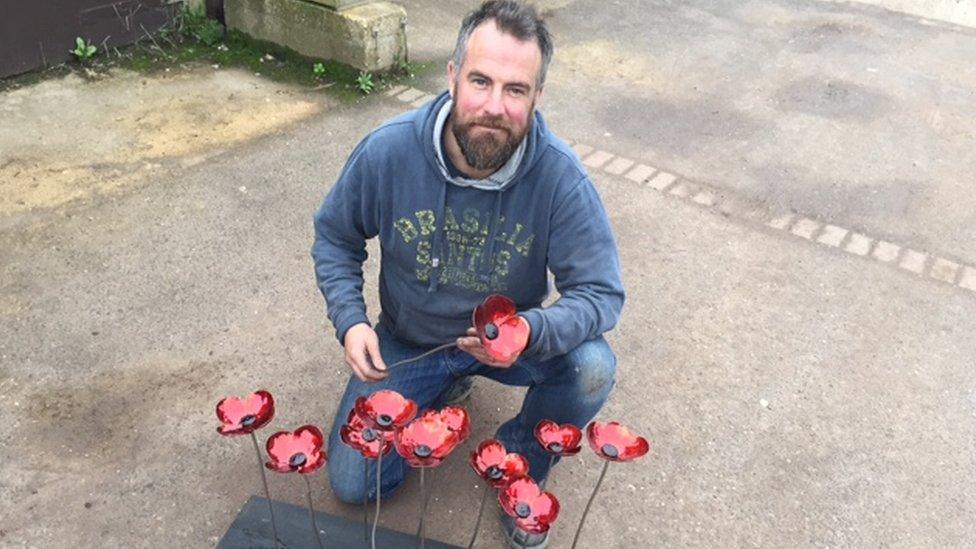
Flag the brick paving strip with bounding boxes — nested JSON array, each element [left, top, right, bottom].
[[387, 87, 975, 294]]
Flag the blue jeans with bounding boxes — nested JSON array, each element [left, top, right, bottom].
[[325, 323, 617, 504]]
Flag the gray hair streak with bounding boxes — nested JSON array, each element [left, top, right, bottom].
[[451, 1, 553, 89]]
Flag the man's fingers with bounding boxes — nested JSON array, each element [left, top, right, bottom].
[[365, 336, 388, 372], [347, 345, 386, 383], [466, 327, 478, 336]]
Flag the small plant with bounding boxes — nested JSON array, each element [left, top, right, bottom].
[[70, 37, 97, 62], [312, 62, 326, 77], [195, 19, 224, 46], [356, 70, 375, 95]]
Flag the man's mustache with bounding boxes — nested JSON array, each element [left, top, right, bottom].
[[464, 117, 511, 133]]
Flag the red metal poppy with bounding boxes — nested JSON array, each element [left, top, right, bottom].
[[422, 405, 471, 443], [215, 390, 275, 435], [586, 421, 649, 462], [472, 294, 530, 362], [354, 389, 418, 431], [265, 425, 327, 474], [393, 414, 460, 468], [340, 408, 394, 459], [498, 477, 560, 535], [534, 419, 583, 456], [469, 439, 529, 488]]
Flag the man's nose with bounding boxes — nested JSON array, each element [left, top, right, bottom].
[[482, 87, 505, 117]]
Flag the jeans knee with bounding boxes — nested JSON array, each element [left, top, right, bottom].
[[568, 338, 617, 399], [327, 454, 366, 504]]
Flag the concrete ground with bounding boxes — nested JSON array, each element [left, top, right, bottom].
[[2, 0, 975, 547]]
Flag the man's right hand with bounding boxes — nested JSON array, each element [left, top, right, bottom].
[[343, 323, 389, 383]]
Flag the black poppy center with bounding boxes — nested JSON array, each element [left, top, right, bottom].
[[548, 442, 563, 453], [414, 444, 432, 458], [601, 443, 619, 458], [484, 322, 499, 340], [361, 428, 378, 442], [289, 453, 307, 468], [240, 414, 257, 427], [486, 465, 503, 480], [514, 502, 531, 518], [377, 414, 393, 428]]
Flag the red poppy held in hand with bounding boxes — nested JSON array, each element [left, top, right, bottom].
[[470, 439, 529, 488], [265, 425, 327, 474], [340, 408, 394, 459], [586, 421, 650, 462], [216, 390, 275, 435], [394, 415, 460, 468], [534, 419, 583, 456], [498, 477, 560, 535], [472, 294, 530, 362], [354, 390, 418, 431], [422, 405, 471, 443]]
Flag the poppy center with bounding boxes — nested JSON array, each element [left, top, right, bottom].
[[240, 414, 257, 427], [361, 428, 378, 442], [377, 414, 393, 428], [514, 502, 531, 518], [601, 443, 619, 458], [548, 442, 563, 453], [484, 322, 499, 340], [289, 453, 307, 468], [486, 465, 503, 480], [414, 444, 432, 458]]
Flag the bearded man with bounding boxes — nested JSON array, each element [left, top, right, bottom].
[[311, 1, 624, 546]]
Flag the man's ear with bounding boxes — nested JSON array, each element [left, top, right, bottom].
[[447, 61, 456, 98]]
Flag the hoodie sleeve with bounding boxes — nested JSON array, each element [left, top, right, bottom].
[[519, 177, 625, 362], [311, 140, 380, 344]]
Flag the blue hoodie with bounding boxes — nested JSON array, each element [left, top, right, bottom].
[[312, 92, 624, 362]]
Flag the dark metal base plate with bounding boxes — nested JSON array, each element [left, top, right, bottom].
[[217, 495, 463, 548]]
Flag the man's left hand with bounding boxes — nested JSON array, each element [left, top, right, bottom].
[[456, 317, 529, 368]]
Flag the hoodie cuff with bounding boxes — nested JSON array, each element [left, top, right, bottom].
[[518, 310, 545, 360], [335, 311, 371, 346]]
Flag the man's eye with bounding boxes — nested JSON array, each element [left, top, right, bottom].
[[472, 78, 488, 86]]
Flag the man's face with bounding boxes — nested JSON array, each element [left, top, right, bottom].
[[448, 21, 543, 172]]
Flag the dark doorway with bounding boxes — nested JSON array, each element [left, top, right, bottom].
[[0, 0, 177, 78]]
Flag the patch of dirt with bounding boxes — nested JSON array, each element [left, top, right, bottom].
[[0, 65, 325, 216], [551, 39, 673, 90]]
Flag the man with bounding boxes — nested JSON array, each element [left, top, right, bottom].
[[311, 1, 624, 546]]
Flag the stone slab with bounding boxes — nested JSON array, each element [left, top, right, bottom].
[[306, 0, 374, 10], [624, 163, 655, 184], [218, 495, 462, 549], [226, 0, 407, 72], [929, 258, 960, 284]]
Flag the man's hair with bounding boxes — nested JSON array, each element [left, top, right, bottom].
[[451, 1, 553, 89]]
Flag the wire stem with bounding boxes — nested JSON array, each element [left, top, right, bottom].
[[390, 342, 456, 369], [539, 454, 557, 492], [570, 460, 611, 549], [363, 458, 369, 543], [466, 483, 491, 549], [418, 468, 428, 549], [371, 452, 383, 549], [304, 475, 325, 549], [250, 432, 280, 549]]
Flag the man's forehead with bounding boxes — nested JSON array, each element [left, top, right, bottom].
[[461, 21, 542, 85]]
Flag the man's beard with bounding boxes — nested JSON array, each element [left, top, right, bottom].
[[450, 104, 531, 172]]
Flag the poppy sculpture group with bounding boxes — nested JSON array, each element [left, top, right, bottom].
[[215, 295, 650, 548]]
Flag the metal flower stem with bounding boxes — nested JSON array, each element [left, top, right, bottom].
[[371, 451, 383, 549], [466, 483, 491, 549], [538, 454, 557, 492], [363, 458, 370, 542], [249, 431, 280, 549], [390, 342, 456, 368], [418, 467, 429, 549], [303, 475, 325, 549], [570, 460, 611, 549]]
